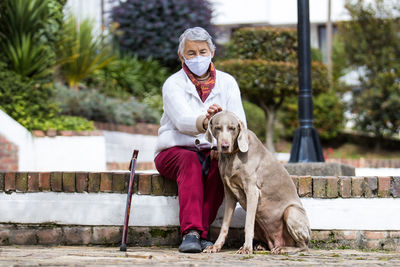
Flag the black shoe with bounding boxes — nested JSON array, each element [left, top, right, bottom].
[[200, 239, 213, 250], [179, 232, 202, 253]]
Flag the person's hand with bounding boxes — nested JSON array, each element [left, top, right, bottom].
[[206, 104, 222, 119], [210, 149, 219, 160]]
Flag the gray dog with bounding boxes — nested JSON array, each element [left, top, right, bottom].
[[203, 111, 311, 254]]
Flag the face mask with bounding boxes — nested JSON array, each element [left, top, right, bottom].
[[184, 55, 212, 76]]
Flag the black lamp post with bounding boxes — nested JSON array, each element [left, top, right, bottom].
[[289, 0, 324, 163]]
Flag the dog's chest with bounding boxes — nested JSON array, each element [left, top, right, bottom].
[[219, 156, 245, 195]]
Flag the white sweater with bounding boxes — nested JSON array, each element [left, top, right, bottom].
[[155, 68, 247, 156]]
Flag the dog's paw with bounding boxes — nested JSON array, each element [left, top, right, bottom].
[[203, 244, 221, 253], [235, 245, 253, 254], [271, 247, 282, 254]]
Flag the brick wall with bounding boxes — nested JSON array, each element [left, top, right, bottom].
[[327, 158, 400, 168], [94, 122, 159, 136], [1, 172, 399, 198], [0, 134, 18, 171]]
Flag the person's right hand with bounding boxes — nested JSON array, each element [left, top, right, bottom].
[[206, 104, 222, 119]]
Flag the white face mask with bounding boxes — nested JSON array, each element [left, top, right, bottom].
[[184, 55, 212, 76]]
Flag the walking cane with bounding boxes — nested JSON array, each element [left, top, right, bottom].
[[120, 149, 139, 251]]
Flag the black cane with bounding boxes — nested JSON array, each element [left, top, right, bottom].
[[120, 149, 139, 251]]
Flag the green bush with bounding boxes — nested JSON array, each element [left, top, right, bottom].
[[231, 27, 297, 62], [279, 90, 345, 140], [242, 100, 266, 143], [29, 115, 95, 131], [85, 54, 169, 99], [54, 84, 160, 125], [111, 0, 215, 69], [56, 14, 114, 90]]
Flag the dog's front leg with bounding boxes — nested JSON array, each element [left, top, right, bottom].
[[237, 183, 260, 254], [203, 189, 236, 253]]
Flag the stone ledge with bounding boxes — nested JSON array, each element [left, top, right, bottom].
[[0, 224, 398, 251], [1, 172, 399, 198]]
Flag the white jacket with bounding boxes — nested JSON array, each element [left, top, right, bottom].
[[155, 68, 247, 156]]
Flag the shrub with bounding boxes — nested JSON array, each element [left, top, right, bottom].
[[242, 100, 266, 143], [112, 0, 215, 69], [85, 54, 169, 99], [0, 0, 65, 79], [230, 27, 297, 62], [29, 115, 95, 132], [56, 14, 114, 90], [54, 84, 160, 125]]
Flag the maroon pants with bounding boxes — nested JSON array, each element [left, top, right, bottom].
[[155, 146, 224, 239]]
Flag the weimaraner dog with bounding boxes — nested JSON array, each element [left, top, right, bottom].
[[204, 111, 311, 254]]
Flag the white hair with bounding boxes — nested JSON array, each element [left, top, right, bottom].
[[178, 27, 216, 56]]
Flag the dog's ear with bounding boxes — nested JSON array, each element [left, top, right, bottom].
[[205, 117, 214, 143], [237, 119, 248, 153]]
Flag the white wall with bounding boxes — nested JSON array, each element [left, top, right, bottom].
[[1, 192, 400, 230], [0, 109, 35, 171]]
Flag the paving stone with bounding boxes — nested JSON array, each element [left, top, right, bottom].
[[27, 172, 39, 192], [364, 231, 386, 240], [39, 172, 51, 191], [63, 172, 76, 192], [15, 172, 28, 192], [339, 176, 351, 198], [378, 176, 391, 197], [92, 227, 121, 245], [9, 229, 37, 245]]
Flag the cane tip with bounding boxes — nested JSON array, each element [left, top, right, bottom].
[[120, 244, 127, 251]]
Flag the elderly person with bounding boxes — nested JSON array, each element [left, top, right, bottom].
[[154, 27, 247, 253]]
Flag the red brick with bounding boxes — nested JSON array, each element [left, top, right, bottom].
[[32, 130, 45, 137], [326, 176, 338, 198], [59, 130, 74, 136], [37, 228, 63, 245], [391, 177, 400, 197], [342, 231, 357, 240], [378, 177, 391, 197], [364, 231, 386, 240], [312, 177, 326, 198], [0, 172, 4, 191], [100, 172, 112, 192], [151, 174, 164, 196], [46, 129, 57, 137], [4, 172, 16, 192], [290, 176, 299, 192], [125, 172, 137, 194], [112, 172, 126, 193], [27, 173, 39, 192], [351, 177, 364, 197], [15, 172, 28, 192], [339, 176, 351, 198], [163, 177, 178, 196], [62, 172, 76, 192], [138, 173, 151, 195], [365, 240, 381, 249], [9, 229, 37, 245], [88, 173, 100, 192], [91, 227, 121, 244], [50, 172, 62, 192], [39, 172, 51, 191], [298, 176, 312, 197], [76, 172, 88, 193], [64, 227, 91, 245], [364, 176, 378, 198]]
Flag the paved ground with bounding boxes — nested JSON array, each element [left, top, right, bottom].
[[1, 246, 400, 267]]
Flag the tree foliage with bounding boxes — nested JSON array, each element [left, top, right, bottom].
[[338, 0, 400, 138], [217, 27, 341, 152], [111, 0, 214, 69]]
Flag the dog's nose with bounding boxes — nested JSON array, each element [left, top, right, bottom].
[[221, 141, 230, 150]]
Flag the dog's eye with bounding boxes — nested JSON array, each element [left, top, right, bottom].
[[228, 126, 236, 131], [214, 126, 222, 131]]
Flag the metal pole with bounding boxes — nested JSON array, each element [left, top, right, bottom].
[[289, 0, 324, 163], [326, 0, 333, 86]]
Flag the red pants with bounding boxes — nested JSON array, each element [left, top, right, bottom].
[[155, 146, 224, 239]]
